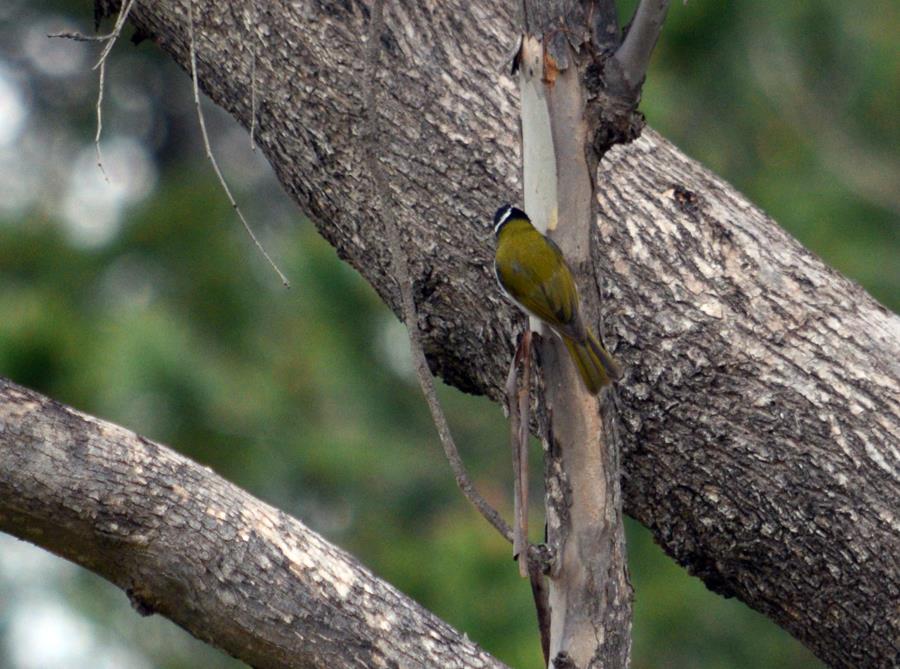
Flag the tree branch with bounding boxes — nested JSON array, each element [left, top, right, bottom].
[[41, 2, 900, 667], [0, 377, 508, 669], [612, 0, 672, 93]]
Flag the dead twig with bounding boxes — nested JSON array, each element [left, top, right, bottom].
[[94, 57, 110, 182], [362, 0, 512, 542], [516, 331, 531, 546], [507, 330, 533, 576], [508, 330, 550, 657], [505, 339, 524, 564], [51, 0, 138, 181], [92, 0, 137, 71], [92, 0, 138, 182], [47, 30, 110, 42], [47, 0, 136, 46], [188, 1, 290, 287]]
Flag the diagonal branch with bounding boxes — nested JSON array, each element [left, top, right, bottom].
[[53, 2, 900, 666], [0, 377, 509, 669]]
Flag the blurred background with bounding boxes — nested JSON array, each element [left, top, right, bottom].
[[0, 0, 896, 667]]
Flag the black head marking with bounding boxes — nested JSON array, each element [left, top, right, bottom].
[[493, 204, 529, 236]]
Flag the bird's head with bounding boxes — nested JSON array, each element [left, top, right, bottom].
[[492, 204, 529, 237]]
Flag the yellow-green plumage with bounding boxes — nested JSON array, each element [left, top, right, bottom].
[[494, 207, 621, 394], [561, 330, 619, 394]]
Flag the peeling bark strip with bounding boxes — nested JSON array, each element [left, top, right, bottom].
[[74, 1, 900, 667], [0, 378, 509, 669]]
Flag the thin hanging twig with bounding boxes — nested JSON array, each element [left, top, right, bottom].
[[94, 0, 136, 182], [508, 330, 551, 658], [361, 0, 512, 542], [48, 0, 137, 182], [94, 58, 110, 182], [50, 0, 136, 181], [507, 330, 533, 576], [516, 332, 532, 551], [92, 0, 137, 71], [506, 343, 525, 562], [187, 1, 290, 287]]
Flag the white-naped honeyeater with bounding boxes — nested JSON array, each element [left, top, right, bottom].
[[493, 204, 622, 394]]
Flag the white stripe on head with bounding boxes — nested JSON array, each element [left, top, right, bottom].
[[493, 205, 514, 235]]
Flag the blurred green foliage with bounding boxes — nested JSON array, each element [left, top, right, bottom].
[[1, 0, 897, 668]]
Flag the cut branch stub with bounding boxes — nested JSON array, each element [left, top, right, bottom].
[[518, 0, 670, 159]]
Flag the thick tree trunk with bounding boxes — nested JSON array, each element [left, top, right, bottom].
[[0, 378, 508, 669], [10, 1, 897, 667]]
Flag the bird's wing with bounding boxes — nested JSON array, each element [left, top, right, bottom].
[[501, 235, 581, 333]]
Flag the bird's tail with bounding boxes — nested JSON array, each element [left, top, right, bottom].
[[562, 331, 622, 395]]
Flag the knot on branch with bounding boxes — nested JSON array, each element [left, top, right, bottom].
[[584, 60, 647, 157], [552, 650, 578, 669], [527, 542, 556, 575], [126, 585, 157, 617], [592, 105, 645, 157], [671, 184, 702, 219]]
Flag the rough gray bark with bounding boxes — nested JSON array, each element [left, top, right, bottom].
[[0, 378, 509, 669], [22, 1, 900, 667]]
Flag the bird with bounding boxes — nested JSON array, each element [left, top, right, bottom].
[[492, 204, 622, 394]]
